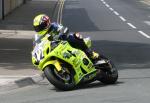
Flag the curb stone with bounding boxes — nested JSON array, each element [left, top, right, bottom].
[[0, 30, 34, 39], [0, 73, 45, 93]]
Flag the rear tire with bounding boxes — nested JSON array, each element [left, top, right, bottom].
[[44, 66, 75, 91], [99, 61, 118, 84], [96, 54, 118, 84]]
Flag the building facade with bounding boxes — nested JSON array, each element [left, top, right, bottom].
[[0, 0, 27, 20]]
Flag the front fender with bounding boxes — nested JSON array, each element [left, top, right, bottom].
[[42, 60, 62, 72]]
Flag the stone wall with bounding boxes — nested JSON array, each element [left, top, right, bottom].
[[0, 0, 3, 19], [4, 0, 24, 15], [0, 0, 28, 19]]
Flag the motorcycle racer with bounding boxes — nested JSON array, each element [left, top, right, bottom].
[[33, 14, 99, 64]]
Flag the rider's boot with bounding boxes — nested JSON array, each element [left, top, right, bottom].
[[91, 51, 99, 59], [85, 49, 100, 63]]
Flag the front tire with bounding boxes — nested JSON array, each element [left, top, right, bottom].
[[44, 66, 75, 91]]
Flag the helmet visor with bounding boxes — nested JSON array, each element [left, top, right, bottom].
[[34, 22, 47, 32]]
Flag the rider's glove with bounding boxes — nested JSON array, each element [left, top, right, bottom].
[[57, 24, 64, 32], [57, 24, 69, 35], [74, 32, 83, 39]]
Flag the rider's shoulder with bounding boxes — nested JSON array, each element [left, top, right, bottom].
[[51, 22, 63, 27], [51, 22, 59, 27]]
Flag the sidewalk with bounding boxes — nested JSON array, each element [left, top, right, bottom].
[[0, 0, 59, 91], [140, 0, 150, 6]]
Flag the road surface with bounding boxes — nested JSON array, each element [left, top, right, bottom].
[[0, 0, 150, 103]]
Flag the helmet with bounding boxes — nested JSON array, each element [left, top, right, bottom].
[[33, 14, 51, 36]]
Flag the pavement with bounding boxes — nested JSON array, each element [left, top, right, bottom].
[[140, 0, 150, 6], [0, 0, 60, 92], [0, 0, 149, 95]]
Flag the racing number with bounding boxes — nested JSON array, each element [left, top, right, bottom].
[[33, 47, 44, 62]]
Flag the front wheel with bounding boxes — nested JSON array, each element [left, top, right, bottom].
[[44, 66, 75, 91]]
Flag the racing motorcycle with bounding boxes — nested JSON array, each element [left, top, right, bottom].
[[31, 35, 118, 90]]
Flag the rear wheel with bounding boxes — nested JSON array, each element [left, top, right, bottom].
[[99, 61, 118, 84], [44, 65, 75, 91], [96, 56, 118, 84]]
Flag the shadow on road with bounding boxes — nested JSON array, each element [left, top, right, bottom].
[[0, 38, 150, 70], [49, 81, 124, 92], [92, 40, 150, 69], [76, 81, 123, 90]]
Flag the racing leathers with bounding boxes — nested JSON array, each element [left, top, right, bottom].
[[34, 22, 99, 63]]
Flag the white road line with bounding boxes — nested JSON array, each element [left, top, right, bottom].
[[57, 0, 65, 24], [144, 21, 150, 26], [138, 31, 150, 38], [113, 11, 119, 16], [105, 4, 110, 8], [127, 23, 137, 29], [60, 0, 65, 24], [0, 49, 19, 51], [100, 0, 150, 39], [119, 16, 126, 22], [0, 74, 40, 78], [102, 1, 106, 4], [57, 0, 61, 23], [109, 7, 114, 11]]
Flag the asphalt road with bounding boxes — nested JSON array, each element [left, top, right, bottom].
[[0, 0, 150, 103]]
